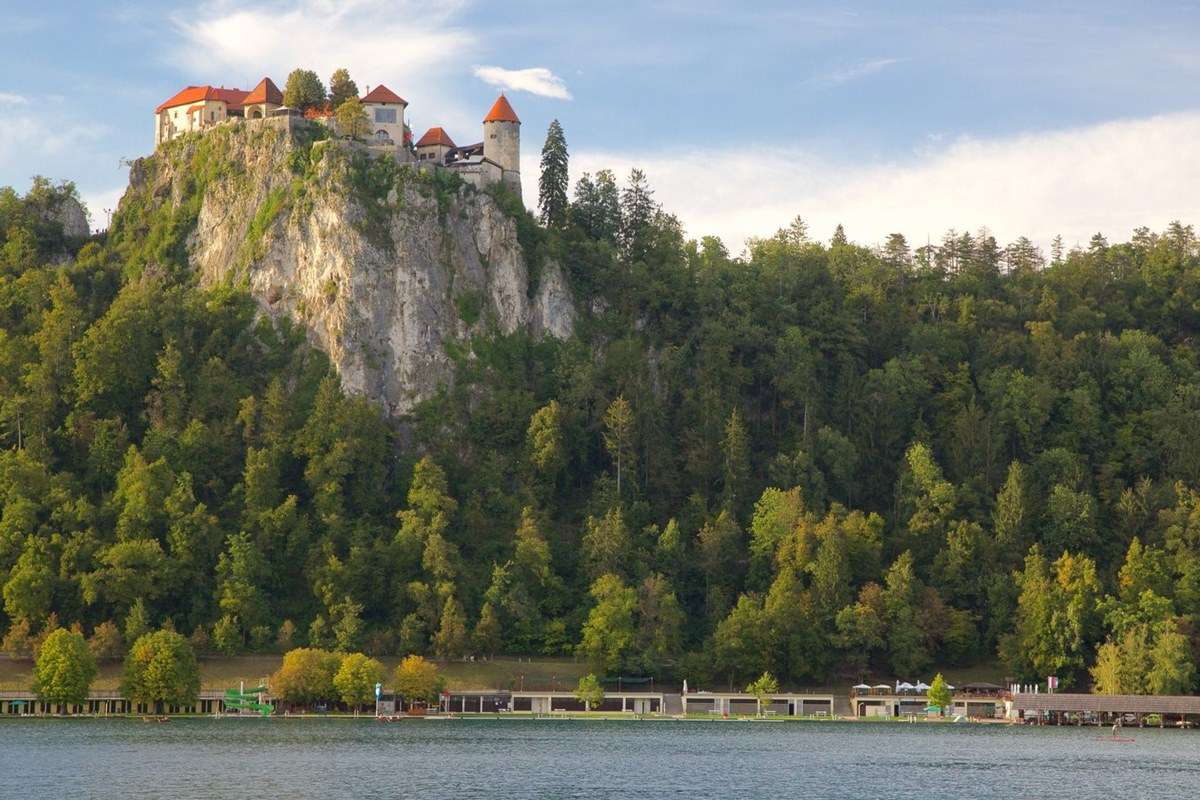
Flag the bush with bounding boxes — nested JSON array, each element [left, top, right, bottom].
[[272, 647, 342, 705], [122, 630, 200, 707], [392, 654, 444, 705], [277, 619, 296, 650], [333, 652, 385, 710], [33, 629, 97, 706], [88, 621, 124, 661], [1, 619, 33, 657]]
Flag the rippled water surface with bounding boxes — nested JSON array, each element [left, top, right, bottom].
[[3, 717, 1199, 799]]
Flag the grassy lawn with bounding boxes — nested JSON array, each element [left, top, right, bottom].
[[0, 654, 590, 692]]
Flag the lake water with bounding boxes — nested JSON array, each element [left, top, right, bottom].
[[2, 718, 1198, 799]]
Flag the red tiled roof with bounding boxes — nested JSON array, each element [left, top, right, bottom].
[[415, 127, 456, 148], [483, 94, 520, 124], [244, 77, 283, 106], [361, 84, 407, 105], [156, 85, 248, 113]]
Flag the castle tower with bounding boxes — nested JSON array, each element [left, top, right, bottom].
[[483, 94, 521, 194]]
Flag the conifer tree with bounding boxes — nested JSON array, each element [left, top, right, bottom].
[[603, 395, 634, 496], [538, 120, 570, 228], [282, 68, 327, 111], [721, 409, 750, 512], [328, 68, 359, 108], [620, 169, 655, 260], [433, 595, 467, 658]]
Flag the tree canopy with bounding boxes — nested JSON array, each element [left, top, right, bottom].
[[121, 630, 200, 707], [282, 68, 327, 110], [4, 141, 1200, 696], [33, 628, 96, 705]]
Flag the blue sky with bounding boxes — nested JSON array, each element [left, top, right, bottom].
[[2, 0, 1199, 250]]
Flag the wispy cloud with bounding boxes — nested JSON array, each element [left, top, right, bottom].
[[806, 57, 903, 87], [0, 96, 116, 227], [0, 97, 110, 165], [473, 66, 572, 99], [544, 112, 1200, 256]]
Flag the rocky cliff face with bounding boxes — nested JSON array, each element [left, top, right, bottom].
[[121, 122, 575, 415]]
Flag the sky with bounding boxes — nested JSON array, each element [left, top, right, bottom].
[[2, 0, 1200, 253]]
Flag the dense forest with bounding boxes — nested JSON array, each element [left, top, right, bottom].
[[2, 120, 1200, 695]]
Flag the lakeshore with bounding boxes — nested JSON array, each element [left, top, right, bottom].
[[3, 716, 1198, 800]]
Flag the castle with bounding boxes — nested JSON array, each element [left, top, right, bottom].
[[154, 77, 521, 194]]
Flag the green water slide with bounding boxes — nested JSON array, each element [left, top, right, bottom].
[[223, 685, 274, 716]]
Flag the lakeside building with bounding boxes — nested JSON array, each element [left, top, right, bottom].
[[1, 688, 228, 716], [681, 690, 837, 717], [153, 78, 521, 194], [1008, 691, 1200, 726], [850, 682, 1007, 719]]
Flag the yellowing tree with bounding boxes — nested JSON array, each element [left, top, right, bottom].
[[393, 655, 444, 706], [335, 97, 371, 140], [333, 652, 384, 712], [33, 628, 97, 706]]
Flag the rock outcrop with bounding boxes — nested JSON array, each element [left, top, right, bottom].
[[120, 121, 575, 415], [53, 195, 91, 239]]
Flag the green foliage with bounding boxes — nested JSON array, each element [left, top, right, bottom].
[[393, 654, 444, 703], [578, 573, 637, 674], [927, 672, 952, 711], [121, 629, 200, 707], [33, 628, 97, 705], [282, 69, 327, 110], [328, 68, 359, 108], [538, 120, 570, 228], [574, 673, 604, 708], [7, 152, 1200, 692], [333, 652, 385, 709], [239, 186, 289, 270], [335, 97, 371, 141], [745, 671, 779, 715], [272, 647, 342, 704], [455, 290, 483, 327], [88, 621, 124, 661]]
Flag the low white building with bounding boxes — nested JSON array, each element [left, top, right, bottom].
[[360, 84, 408, 145], [154, 85, 249, 145]]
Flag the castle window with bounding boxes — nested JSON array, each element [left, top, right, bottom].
[[374, 108, 397, 124]]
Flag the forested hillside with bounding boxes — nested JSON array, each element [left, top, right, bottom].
[[2, 137, 1200, 693]]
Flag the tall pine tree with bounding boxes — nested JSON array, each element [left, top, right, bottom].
[[538, 120, 569, 228]]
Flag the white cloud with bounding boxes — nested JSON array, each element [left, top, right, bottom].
[[473, 66, 572, 100], [172, 0, 481, 135], [0, 92, 28, 106], [536, 112, 1200, 256]]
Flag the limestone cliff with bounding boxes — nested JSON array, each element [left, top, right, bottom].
[[119, 121, 575, 415]]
